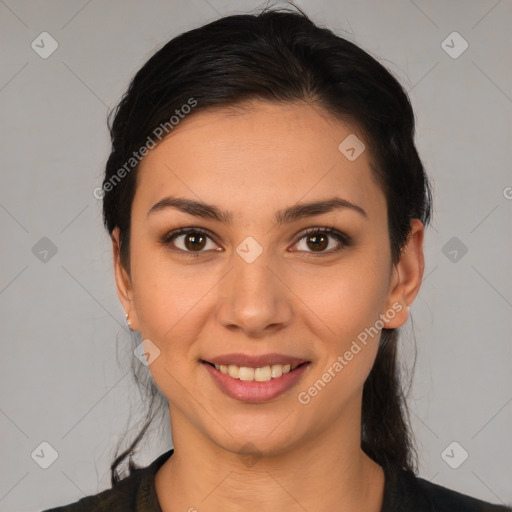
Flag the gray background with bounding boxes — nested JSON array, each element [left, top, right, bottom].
[[1, 1, 511, 510]]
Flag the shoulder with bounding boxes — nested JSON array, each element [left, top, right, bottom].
[[41, 470, 144, 512], [387, 467, 512, 512], [41, 449, 174, 512]]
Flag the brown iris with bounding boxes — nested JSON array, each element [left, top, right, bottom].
[[306, 233, 328, 252], [184, 233, 207, 251]]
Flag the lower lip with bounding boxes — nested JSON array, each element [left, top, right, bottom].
[[202, 362, 310, 403]]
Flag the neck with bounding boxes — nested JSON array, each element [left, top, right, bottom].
[[155, 401, 385, 512]]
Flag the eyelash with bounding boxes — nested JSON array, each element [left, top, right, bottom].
[[160, 226, 351, 258]]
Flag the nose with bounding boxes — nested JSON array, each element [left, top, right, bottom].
[[215, 251, 294, 338]]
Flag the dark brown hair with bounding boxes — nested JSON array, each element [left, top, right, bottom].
[[103, 6, 432, 485]]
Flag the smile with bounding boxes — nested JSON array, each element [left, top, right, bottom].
[[205, 362, 304, 382], [201, 360, 311, 402]]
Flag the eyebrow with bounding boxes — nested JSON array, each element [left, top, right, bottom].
[[147, 195, 367, 224]]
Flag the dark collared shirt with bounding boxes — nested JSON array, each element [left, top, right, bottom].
[[43, 449, 512, 511]]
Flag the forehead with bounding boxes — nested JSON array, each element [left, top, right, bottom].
[[135, 101, 386, 222]]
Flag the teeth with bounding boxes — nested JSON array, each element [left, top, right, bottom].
[[213, 363, 301, 382], [227, 364, 239, 379], [238, 367, 254, 381], [271, 365, 282, 379], [254, 366, 271, 382]]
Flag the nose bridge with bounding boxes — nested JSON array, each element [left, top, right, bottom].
[[216, 244, 293, 336]]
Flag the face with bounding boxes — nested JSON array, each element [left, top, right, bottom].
[[113, 101, 423, 457]]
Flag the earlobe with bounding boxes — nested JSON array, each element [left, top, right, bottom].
[[382, 219, 425, 329]]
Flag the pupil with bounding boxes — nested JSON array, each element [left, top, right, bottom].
[[185, 233, 206, 251], [308, 234, 327, 251]]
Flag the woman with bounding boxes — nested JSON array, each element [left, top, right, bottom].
[[45, 7, 511, 512]]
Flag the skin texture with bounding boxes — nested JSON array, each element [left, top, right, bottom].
[[112, 101, 424, 512]]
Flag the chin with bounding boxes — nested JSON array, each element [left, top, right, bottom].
[[203, 409, 303, 457]]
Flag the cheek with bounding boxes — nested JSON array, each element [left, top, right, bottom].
[[290, 249, 391, 398], [129, 254, 217, 403], [129, 243, 218, 353], [293, 252, 390, 343]]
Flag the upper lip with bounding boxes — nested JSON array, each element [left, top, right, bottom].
[[203, 353, 309, 368]]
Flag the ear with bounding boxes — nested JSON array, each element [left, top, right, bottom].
[[112, 227, 138, 331], [382, 219, 425, 328]]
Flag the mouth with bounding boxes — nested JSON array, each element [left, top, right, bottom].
[[200, 356, 311, 403], [201, 360, 309, 383]]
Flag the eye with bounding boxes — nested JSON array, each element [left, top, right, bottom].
[[160, 226, 351, 257], [161, 227, 221, 256], [292, 227, 350, 254]]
